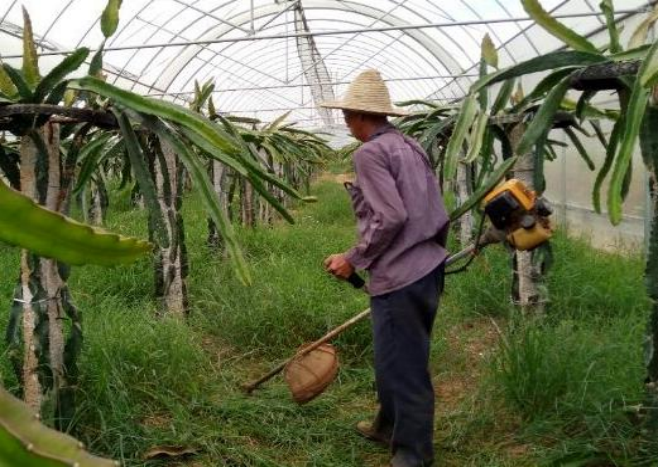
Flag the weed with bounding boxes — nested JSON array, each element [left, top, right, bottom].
[[0, 178, 651, 466]]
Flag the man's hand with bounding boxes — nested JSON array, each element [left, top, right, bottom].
[[324, 253, 355, 280]]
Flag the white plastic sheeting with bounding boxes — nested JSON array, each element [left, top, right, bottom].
[[0, 0, 655, 247], [0, 0, 648, 125]]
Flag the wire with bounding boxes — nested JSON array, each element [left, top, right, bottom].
[[445, 212, 486, 276]]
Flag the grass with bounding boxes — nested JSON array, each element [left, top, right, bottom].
[[0, 172, 655, 466]]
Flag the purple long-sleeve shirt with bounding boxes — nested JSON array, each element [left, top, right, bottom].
[[344, 123, 450, 296]]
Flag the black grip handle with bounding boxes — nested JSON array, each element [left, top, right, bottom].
[[347, 272, 365, 289]]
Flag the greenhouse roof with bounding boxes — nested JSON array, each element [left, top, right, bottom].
[[0, 0, 653, 127]]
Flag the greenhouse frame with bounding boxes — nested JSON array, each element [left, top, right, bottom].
[[1, 0, 658, 466]]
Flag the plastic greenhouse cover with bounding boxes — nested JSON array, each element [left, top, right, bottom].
[[0, 0, 651, 126]]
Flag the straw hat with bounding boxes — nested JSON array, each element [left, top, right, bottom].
[[320, 69, 408, 117]]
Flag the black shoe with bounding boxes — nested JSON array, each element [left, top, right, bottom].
[[390, 450, 433, 467]]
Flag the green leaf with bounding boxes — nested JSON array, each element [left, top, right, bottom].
[[511, 67, 578, 113], [3, 64, 34, 101], [639, 37, 658, 88], [177, 126, 248, 176], [575, 90, 597, 121], [101, 0, 123, 38], [563, 126, 595, 171], [139, 116, 252, 285], [0, 178, 151, 266], [517, 74, 573, 156], [450, 156, 518, 221], [481, 33, 499, 69], [610, 44, 650, 62], [533, 143, 546, 193], [199, 82, 214, 108], [607, 83, 649, 224], [73, 134, 114, 194], [208, 95, 217, 118], [21, 7, 40, 89], [114, 109, 169, 247], [225, 115, 261, 125], [491, 79, 516, 115], [465, 111, 489, 163], [521, 0, 598, 53], [608, 37, 658, 221], [396, 99, 442, 109], [0, 386, 117, 466], [266, 111, 292, 133], [419, 116, 455, 153], [600, 0, 622, 54], [621, 157, 633, 202], [181, 122, 304, 202], [0, 63, 17, 97], [445, 95, 477, 180], [246, 170, 295, 223], [471, 51, 607, 94], [562, 96, 618, 121], [478, 59, 489, 111], [34, 48, 89, 103], [89, 41, 105, 78], [628, 4, 658, 49], [69, 77, 241, 155], [64, 89, 78, 107]]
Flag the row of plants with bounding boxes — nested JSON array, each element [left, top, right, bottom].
[[0, 0, 333, 437]]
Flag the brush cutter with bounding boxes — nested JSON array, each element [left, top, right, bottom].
[[241, 179, 553, 404]]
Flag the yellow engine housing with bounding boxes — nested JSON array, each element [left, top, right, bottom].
[[484, 179, 536, 211], [507, 223, 552, 251]]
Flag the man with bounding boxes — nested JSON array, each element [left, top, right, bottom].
[[321, 69, 450, 467]]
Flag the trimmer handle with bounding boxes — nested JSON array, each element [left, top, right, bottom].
[[347, 272, 365, 289]]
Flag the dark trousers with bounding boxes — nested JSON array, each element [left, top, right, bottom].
[[370, 263, 444, 466]]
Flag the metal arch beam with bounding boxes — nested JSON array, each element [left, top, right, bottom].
[[290, 0, 410, 85], [165, 42, 304, 110], [423, 0, 581, 101], [0, 0, 18, 26], [293, 3, 335, 126], [195, 46, 453, 113], [120, 0, 459, 101], [215, 66, 451, 116], [331, 0, 496, 75], [149, 20, 444, 101], [148, 75, 478, 97], [133, 16, 284, 84], [214, 67, 440, 114], [115, 0, 262, 91], [182, 26, 452, 112], [242, 0, 464, 81], [171, 0, 252, 34], [111, 4, 194, 84], [167, 24, 464, 113], [493, 0, 541, 61], [454, 0, 521, 64], [160, 16, 457, 113], [181, 18, 451, 109], [336, 30, 407, 82], [119, 1, 288, 94], [40, 0, 75, 43], [255, 0, 301, 33], [182, 20, 450, 88], [0, 12, 172, 97], [152, 0, 465, 94]]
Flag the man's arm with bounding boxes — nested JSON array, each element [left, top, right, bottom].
[[345, 146, 408, 270]]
